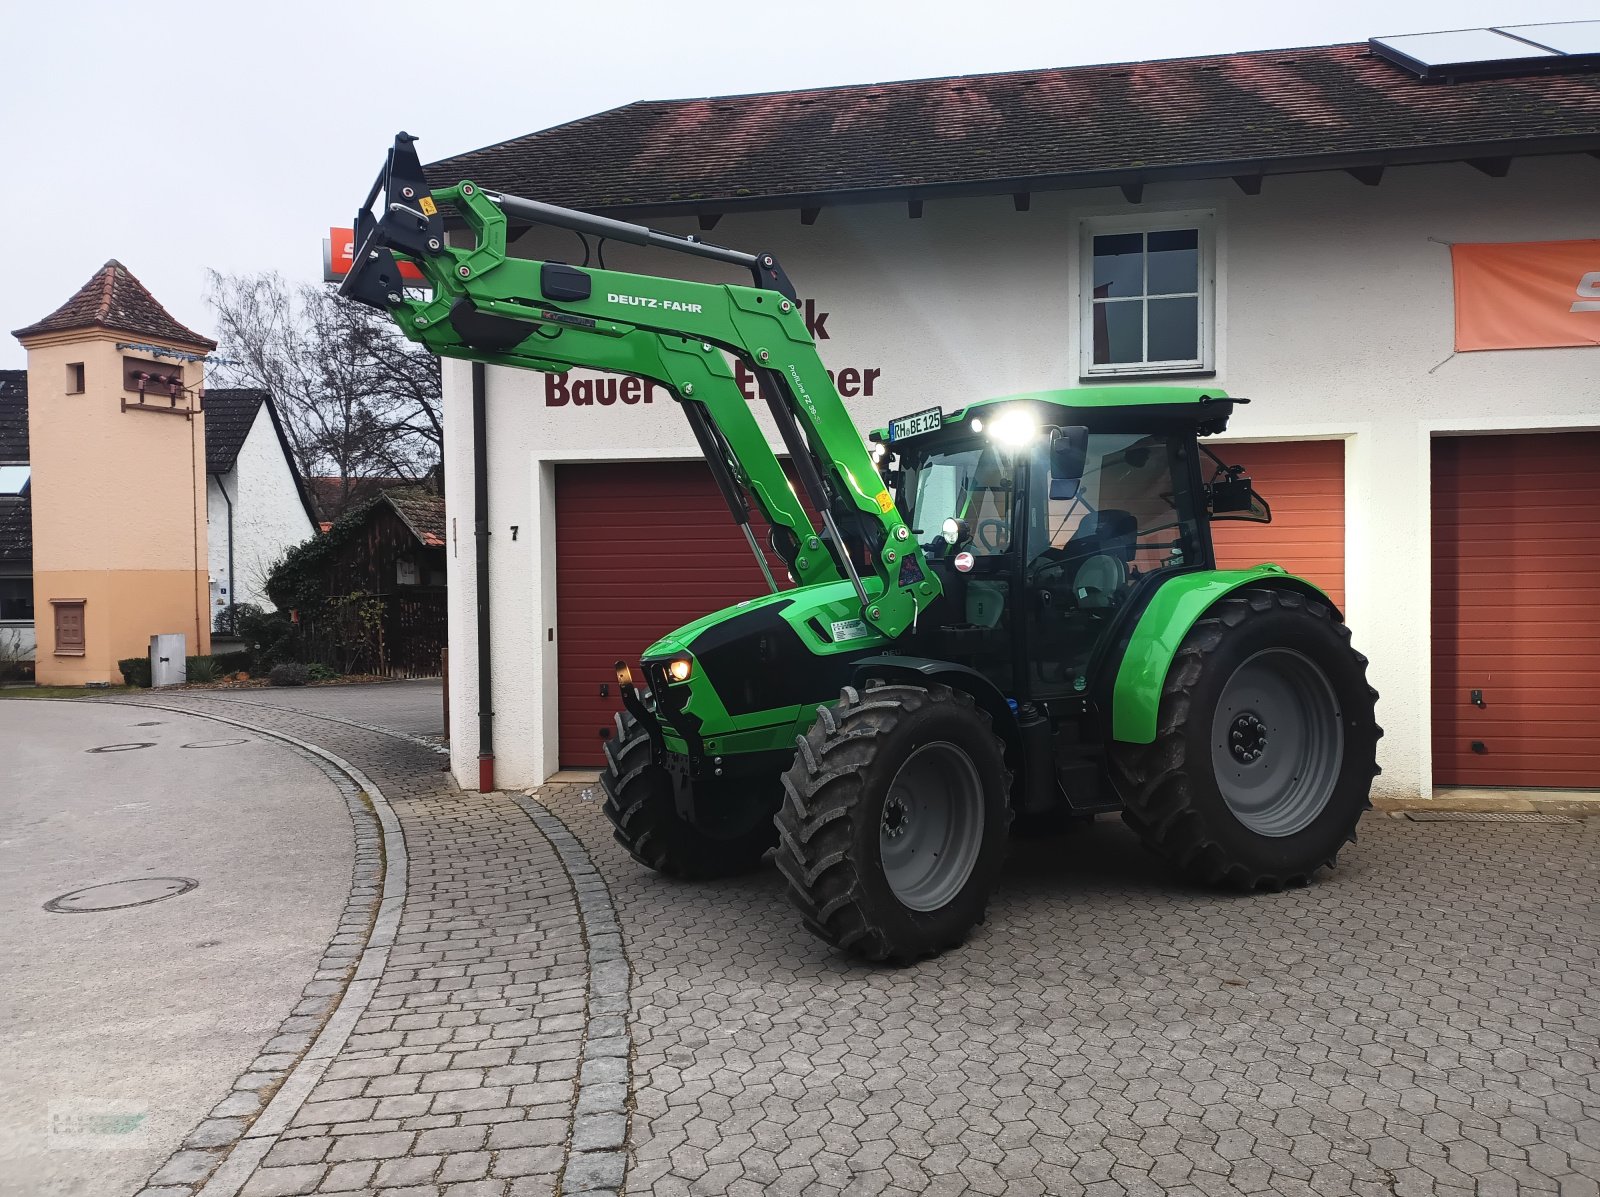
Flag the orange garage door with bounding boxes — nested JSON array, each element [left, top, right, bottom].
[[1211, 440, 1345, 609], [555, 462, 793, 768], [1432, 433, 1600, 789]]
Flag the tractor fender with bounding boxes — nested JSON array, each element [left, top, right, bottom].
[[847, 655, 1021, 759], [1109, 567, 1340, 745]]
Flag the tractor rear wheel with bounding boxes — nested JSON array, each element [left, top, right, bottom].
[[776, 682, 1012, 964], [600, 710, 776, 880], [1111, 588, 1381, 888]]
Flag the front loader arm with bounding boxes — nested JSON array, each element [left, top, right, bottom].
[[341, 133, 938, 636]]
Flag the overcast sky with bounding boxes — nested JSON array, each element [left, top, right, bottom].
[[5, 0, 1595, 368]]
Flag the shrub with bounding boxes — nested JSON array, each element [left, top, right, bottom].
[[213, 650, 251, 674], [118, 657, 152, 688], [232, 603, 302, 674], [269, 662, 310, 687], [307, 663, 338, 682], [186, 655, 220, 684]]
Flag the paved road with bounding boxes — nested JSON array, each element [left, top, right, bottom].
[[0, 700, 359, 1197], [195, 680, 446, 742], [13, 681, 1595, 1197]]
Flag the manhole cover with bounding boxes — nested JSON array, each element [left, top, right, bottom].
[[86, 742, 156, 754], [181, 738, 249, 749], [45, 877, 199, 913], [1405, 811, 1578, 824]]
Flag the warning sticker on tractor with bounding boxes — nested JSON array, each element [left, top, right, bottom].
[[874, 490, 894, 513], [419, 196, 437, 216], [830, 619, 872, 642]]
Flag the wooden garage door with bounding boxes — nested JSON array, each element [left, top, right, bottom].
[[1211, 440, 1345, 608], [555, 462, 795, 768], [1432, 433, 1600, 789]]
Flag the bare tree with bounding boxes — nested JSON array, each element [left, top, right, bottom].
[[206, 271, 441, 518]]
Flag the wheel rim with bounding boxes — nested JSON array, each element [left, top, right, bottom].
[[1210, 648, 1344, 838], [878, 741, 985, 912]]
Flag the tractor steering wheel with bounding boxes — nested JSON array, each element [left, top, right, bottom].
[[975, 519, 1010, 554]]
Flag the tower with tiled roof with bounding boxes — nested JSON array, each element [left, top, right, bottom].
[[13, 260, 213, 683]]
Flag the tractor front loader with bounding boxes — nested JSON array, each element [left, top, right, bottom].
[[343, 134, 1381, 964]]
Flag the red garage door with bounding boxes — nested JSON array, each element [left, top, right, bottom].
[[555, 462, 793, 768], [1211, 440, 1345, 608], [1432, 433, 1600, 789]]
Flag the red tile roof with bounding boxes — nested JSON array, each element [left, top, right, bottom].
[[427, 43, 1600, 214], [12, 259, 216, 349], [383, 488, 446, 548]]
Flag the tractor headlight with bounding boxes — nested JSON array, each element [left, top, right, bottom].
[[666, 656, 693, 684]]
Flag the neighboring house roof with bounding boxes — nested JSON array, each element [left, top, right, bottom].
[[310, 474, 411, 526], [203, 387, 320, 529], [427, 43, 1600, 215], [204, 388, 268, 474], [0, 372, 26, 461], [0, 493, 27, 566], [11, 259, 217, 350], [380, 488, 447, 548], [0, 372, 29, 565]]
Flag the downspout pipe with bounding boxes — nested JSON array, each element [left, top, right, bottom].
[[472, 362, 495, 792], [214, 473, 235, 635]]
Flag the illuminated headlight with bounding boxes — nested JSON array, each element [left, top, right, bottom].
[[970, 417, 984, 433], [988, 408, 1038, 445], [666, 656, 694, 683], [870, 441, 888, 464], [942, 517, 962, 542]]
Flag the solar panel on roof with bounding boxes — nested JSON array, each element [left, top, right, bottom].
[[1376, 29, 1554, 68], [1371, 21, 1600, 80], [1505, 20, 1600, 55]]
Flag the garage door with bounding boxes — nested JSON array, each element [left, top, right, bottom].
[[1211, 440, 1345, 608], [1432, 432, 1600, 789], [555, 461, 794, 768]]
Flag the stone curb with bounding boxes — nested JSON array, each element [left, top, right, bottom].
[[153, 689, 452, 758], [93, 701, 409, 1197], [514, 795, 632, 1197]]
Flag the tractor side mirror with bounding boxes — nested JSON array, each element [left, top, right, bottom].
[[1210, 476, 1255, 513], [1050, 426, 1089, 500]]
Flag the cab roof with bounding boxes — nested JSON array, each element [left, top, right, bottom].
[[869, 386, 1238, 443]]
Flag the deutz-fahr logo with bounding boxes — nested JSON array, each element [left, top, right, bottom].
[[607, 292, 703, 314]]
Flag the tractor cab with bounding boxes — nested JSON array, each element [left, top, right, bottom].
[[876, 388, 1243, 704]]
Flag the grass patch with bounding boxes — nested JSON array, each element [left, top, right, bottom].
[[0, 685, 135, 700]]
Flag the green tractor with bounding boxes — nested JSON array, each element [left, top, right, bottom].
[[343, 134, 1381, 964]]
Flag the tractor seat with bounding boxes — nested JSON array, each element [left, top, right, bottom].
[[1064, 510, 1137, 608]]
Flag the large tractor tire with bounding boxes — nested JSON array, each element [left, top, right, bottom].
[[1111, 588, 1381, 888], [776, 682, 1012, 964], [600, 710, 776, 880]]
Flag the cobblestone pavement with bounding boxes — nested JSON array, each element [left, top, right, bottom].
[[108, 687, 1600, 1197], [115, 692, 625, 1197], [536, 781, 1600, 1197]]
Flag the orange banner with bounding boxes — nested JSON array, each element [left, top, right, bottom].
[[1452, 240, 1600, 352]]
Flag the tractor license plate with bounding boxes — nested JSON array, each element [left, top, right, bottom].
[[887, 407, 941, 442]]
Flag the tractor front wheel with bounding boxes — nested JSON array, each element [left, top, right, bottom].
[[776, 682, 1012, 964], [1112, 587, 1381, 888], [600, 710, 776, 880]]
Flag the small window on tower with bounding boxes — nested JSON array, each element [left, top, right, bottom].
[[67, 363, 85, 394]]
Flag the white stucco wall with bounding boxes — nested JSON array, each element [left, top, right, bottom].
[[443, 153, 1599, 794], [207, 404, 316, 619]]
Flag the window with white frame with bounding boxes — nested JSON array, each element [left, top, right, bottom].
[[1081, 214, 1214, 376]]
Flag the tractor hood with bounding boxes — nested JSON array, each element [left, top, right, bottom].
[[638, 579, 891, 743]]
